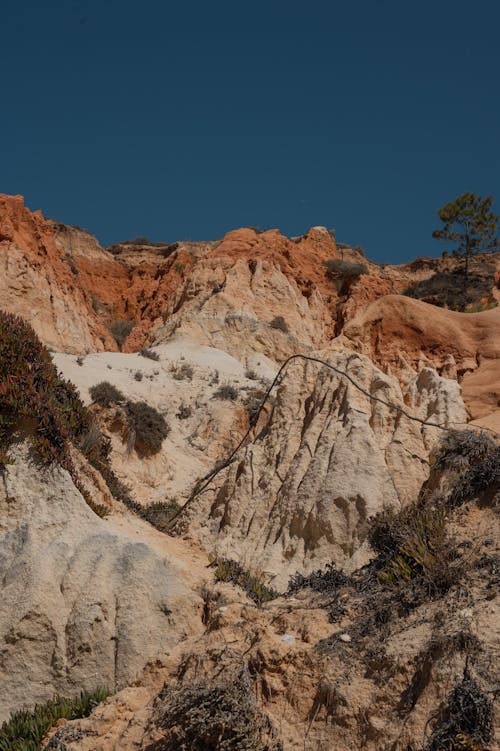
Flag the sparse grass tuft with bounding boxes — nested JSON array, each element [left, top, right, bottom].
[[213, 384, 239, 401], [211, 558, 280, 606]]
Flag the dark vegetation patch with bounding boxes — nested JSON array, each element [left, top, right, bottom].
[[138, 500, 181, 532], [435, 431, 500, 509], [0, 688, 108, 751], [322, 259, 368, 278], [125, 401, 170, 456], [89, 381, 125, 407], [170, 362, 194, 381], [140, 347, 160, 361], [424, 671, 494, 751], [403, 264, 495, 310], [243, 387, 269, 426], [213, 384, 239, 401], [211, 558, 280, 606], [0, 311, 88, 469], [145, 667, 282, 751], [176, 403, 192, 420], [109, 319, 133, 350], [269, 315, 289, 333], [288, 563, 350, 595]]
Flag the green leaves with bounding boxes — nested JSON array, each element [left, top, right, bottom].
[[433, 192, 498, 256]]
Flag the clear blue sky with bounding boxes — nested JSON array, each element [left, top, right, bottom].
[[2, 1, 499, 262]]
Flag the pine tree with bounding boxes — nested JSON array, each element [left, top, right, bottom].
[[432, 192, 498, 307]]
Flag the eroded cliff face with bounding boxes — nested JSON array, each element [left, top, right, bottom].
[[0, 195, 499, 749], [175, 348, 467, 587], [0, 195, 113, 352], [0, 445, 204, 724]]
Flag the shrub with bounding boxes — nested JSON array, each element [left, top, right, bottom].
[[134, 370, 143, 382], [152, 667, 281, 751], [288, 563, 350, 595], [424, 672, 493, 751], [245, 368, 259, 380], [125, 400, 170, 455], [109, 320, 133, 350], [0, 311, 89, 468], [89, 381, 124, 408], [139, 499, 181, 531], [213, 384, 239, 401], [176, 403, 192, 419], [269, 315, 289, 333], [433, 430, 500, 507], [0, 688, 109, 751], [369, 503, 462, 594], [170, 362, 194, 381], [323, 259, 368, 278], [403, 269, 494, 310], [140, 347, 160, 361], [212, 558, 279, 606]]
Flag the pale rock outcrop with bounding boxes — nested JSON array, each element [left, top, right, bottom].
[[179, 348, 467, 587], [0, 445, 201, 723], [152, 255, 330, 361]]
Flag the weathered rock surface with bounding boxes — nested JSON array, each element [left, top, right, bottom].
[[0, 445, 202, 723], [342, 294, 500, 423], [177, 348, 466, 587]]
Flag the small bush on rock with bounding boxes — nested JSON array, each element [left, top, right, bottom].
[[150, 667, 281, 751], [433, 430, 500, 508], [109, 319, 133, 350], [125, 400, 170, 455], [424, 671, 493, 751], [369, 503, 462, 595], [323, 259, 367, 278], [213, 384, 239, 401], [89, 382, 124, 408], [269, 315, 289, 333], [140, 347, 160, 361]]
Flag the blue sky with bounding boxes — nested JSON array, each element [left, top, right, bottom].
[[2, 1, 499, 262]]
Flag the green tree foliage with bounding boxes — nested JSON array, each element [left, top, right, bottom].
[[432, 193, 498, 305]]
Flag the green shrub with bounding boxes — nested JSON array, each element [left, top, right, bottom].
[[369, 503, 462, 594], [0, 311, 89, 468], [125, 401, 169, 455], [134, 370, 143, 382], [212, 558, 279, 606], [109, 320, 133, 350], [213, 384, 239, 401], [0, 688, 109, 751], [89, 381, 124, 407], [269, 315, 289, 333]]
